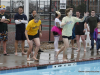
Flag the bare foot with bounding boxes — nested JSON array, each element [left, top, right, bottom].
[[27, 58, 31, 61], [63, 59, 67, 62], [76, 49, 80, 52], [15, 53, 18, 56], [22, 52, 27, 55], [33, 57, 38, 61]]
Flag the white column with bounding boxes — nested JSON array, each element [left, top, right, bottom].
[[24, 0, 29, 47]]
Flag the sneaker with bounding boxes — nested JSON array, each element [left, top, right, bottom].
[[98, 49, 100, 52], [90, 47, 94, 50], [38, 49, 44, 52]]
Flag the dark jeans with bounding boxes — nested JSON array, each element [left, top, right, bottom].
[[96, 39, 100, 50], [90, 33, 94, 48]]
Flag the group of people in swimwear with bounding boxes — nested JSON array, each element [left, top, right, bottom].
[[0, 5, 100, 62], [51, 8, 100, 61]]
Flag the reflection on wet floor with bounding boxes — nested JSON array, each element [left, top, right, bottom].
[[0, 47, 100, 68]]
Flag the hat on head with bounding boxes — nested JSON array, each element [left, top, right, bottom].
[[1, 5, 6, 10], [56, 11, 61, 15]]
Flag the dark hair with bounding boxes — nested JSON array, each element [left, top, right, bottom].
[[31, 10, 36, 13], [65, 8, 72, 16], [91, 10, 95, 12], [18, 6, 23, 9], [76, 10, 80, 12], [55, 13, 58, 18]]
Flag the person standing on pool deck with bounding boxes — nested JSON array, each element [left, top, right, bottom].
[[29, 10, 43, 53], [86, 10, 99, 50], [14, 6, 28, 55], [94, 22, 100, 51], [25, 14, 42, 61], [51, 11, 62, 58], [0, 5, 10, 56], [75, 11, 87, 52], [56, 8, 88, 61]]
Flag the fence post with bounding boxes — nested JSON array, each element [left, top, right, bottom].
[[48, 0, 52, 43]]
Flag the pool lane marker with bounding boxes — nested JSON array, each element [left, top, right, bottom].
[[53, 62, 77, 68]]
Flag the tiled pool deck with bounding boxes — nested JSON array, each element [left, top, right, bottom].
[[0, 47, 100, 72]]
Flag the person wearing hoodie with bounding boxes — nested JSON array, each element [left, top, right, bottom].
[[94, 22, 100, 51]]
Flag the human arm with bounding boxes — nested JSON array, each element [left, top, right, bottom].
[[15, 20, 22, 24], [80, 12, 88, 22], [21, 15, 28, 24], [84, 22, 90, 32], [3, 19, 10, 23], [60, 22, 68, 27], [0, 18, 6, 22], [25, 30, 31, 44], [25, 30, 29, 41], [21, 20, 28, 24], [15, 19, 28, 24], [4, 15, 10, 23], [14, 14, 22, 24], [56, 22, 60, 27], [0, 15, 10, 23], [39, 24, 42, 37], [25, 22, 31, 43], [60, 17, 68, 27], [14, 14, 28, 24]]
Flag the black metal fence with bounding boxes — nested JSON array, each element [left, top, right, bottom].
[[1, 0, 100, 42], [0, 0, 100, 53]]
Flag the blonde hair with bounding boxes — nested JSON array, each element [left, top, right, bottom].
[[97, 22, 100, 28], [55, 11, 61, 15]]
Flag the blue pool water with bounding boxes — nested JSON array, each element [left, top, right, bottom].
[[1, 62, 100, 75]]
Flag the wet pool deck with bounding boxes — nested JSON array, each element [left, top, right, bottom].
[[0, 47, 100, 70]]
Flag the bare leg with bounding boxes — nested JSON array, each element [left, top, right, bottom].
[[81, 35, 86, 52], [21, 40, 26, 55], [15, 40, 18, 55], [56, 46, 65, 57], [33, 38, 40, 60], [71, 39, 76, 49], [27, 40, 33, 61], [71, 39, 74, 48], [3, 41, 7, 54], [62, 38, 69, 61], [76, 35, 81, 51]]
